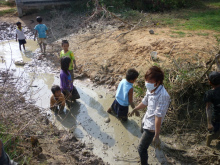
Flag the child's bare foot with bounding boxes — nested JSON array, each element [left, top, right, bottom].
[[107, 107, 112, 113]]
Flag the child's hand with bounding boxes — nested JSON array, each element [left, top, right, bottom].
[[128, 109, 139, 117], [208, 123, 214, 131]]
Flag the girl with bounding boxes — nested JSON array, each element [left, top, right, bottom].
[[60, 57, 80, 106], [60, 40, 76, 81]]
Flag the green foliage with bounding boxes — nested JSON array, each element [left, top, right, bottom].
[[0, 8, 16, 16]]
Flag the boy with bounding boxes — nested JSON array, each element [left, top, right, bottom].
[[107, 68, 139, 121], [34, 16, 48, 55], [50, 85, 65, 113], [204, 71, 220, 146], [15, 22, 26, 51], [60, 40, 77, 81], [129, 66, 170, 165]]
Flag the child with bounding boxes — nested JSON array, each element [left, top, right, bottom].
[[34, 16, 48, 55], [50, 85, 65, 113], [15, 22, 26, 51], [107, 68, 139, 121], [128, 66, 170, 165], [60, 57, 80, 106], [204, 71, 220, 146], [60, 40, 77, 81]]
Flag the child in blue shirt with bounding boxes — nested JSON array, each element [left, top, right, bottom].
[[34, 16, 48, 56], [107, 69, 139, 121]]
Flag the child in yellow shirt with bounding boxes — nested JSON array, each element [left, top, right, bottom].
[[60, 40, 76, 81]]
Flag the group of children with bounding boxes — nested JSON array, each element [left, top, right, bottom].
[[15, 16, 220, 165]]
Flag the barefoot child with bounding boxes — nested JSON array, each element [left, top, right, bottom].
[[60, 57, 80, 107], [34, 16, 48, 56], [15, 22, 26, 51], [128, 66, 170, 165], [60, 40, 77, 81], [50, 85, 65, 113], [107, 69, 139, 121], [204, 71, 220, 146]]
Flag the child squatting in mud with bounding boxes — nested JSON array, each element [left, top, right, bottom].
[[204, 71, 220, 146], [50, 85, 65, 113], [107, 69, 139, 121]]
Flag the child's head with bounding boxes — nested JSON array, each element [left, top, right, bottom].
[[61, 56, 71, 72], [126, 69, 139, 83], [62, 40, 69, 51], [16, 22, 21, 28], [208, 71, 220, 87], [145, 66, 164, 87], [51, 85, 61, 97], [36, 16, 43, 23]]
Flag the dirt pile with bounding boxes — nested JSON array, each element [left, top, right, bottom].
[[0, 70, 107, 165]]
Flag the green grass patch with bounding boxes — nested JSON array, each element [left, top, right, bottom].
[[171, 31, 186, 37], [0, 8, 16, 16], [196, 32, 209, 36], [0, 0, 15, 6]]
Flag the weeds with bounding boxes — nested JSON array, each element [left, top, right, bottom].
[[0, 8, 16, 16]]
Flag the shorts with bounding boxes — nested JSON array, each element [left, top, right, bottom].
[[37, 38, 47, 44], [111, 99, 128, 118], [18, 39, 26, 45], [62, 86, 80, 100]]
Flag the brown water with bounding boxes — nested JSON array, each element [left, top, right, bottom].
[[0, 41, 168, 165]]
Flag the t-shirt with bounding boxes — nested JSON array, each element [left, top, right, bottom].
[[16, 27, 25, 40], [204, 86, 220, 122], [50, 93, 65, 108], [60, 70, 73, 92], [116, 79, 133, 106], [60, 50, 75, 70], [34, 24, 48, 38]]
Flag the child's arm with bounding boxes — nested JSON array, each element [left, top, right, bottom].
[[206, 102, 213, 130], [128, 88, 135, 109], [73, 59, 77, 69], [16, 34, 17, 42], [34, 31, 37, 41]]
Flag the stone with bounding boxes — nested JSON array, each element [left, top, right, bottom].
[[104, 117, 110, 123], [149, 30, 154, 34], [14, 60, 26, 66]]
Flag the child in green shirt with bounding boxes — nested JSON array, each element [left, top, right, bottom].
[[60, 40, 77, 80]]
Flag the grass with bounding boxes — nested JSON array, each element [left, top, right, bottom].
[[0, 8, 16, 16], [0, 0, 15, 7], [196, 32, 209, 36], [171, 31, 186, 37]]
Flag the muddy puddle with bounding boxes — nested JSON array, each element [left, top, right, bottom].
[[0, 41, 168, 165]]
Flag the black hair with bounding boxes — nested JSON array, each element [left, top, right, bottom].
[[16, 22, 21, 26], [61, 56, 71, 75], [126, 68, 139, 81], [51, 85, 61, 95], [145, 66, 164, 85], [208, 71, 220, 85], [62, 40, 69, 46], [36, 16, 43, 23]]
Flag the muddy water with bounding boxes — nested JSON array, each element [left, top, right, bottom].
[[0, 41, 167, 165]]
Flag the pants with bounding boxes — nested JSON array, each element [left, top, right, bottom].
[[138, 129, 155, 165]]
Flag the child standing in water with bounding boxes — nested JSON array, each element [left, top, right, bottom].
[[50, 85, 65, 113], [60, 40, 77, 81], [15, 22, 26, 51], [60, 57, 80, 107], [107, 69, 139, 121], [204, 71, 220, 146], [34, 16, 48, 56]]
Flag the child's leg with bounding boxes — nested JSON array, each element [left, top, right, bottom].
[[43, 43, 46, 53], [19, 44, 21, 51], [206, 131, 220, 146], [39, 43, 43, 53], [23, 44, 25, 50]]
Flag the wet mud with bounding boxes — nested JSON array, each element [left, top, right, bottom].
[[0, 40, 169, 164]]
